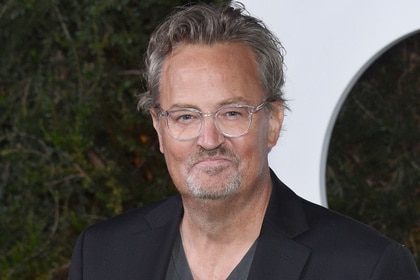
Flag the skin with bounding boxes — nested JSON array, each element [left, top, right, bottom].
[[151, 42, 284, 280]]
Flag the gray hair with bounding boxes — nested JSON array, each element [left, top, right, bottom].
[[137, 1, 287, 112]]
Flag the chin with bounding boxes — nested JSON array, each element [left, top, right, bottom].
[[186, 171, 242, 200]]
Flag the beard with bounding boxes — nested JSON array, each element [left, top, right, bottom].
[[186, 170, 241, 200], [185, 147, 241, 200]]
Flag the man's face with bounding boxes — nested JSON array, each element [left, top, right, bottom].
[[152, 42, 283, 200]]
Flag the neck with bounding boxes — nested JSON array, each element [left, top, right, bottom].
[[178, 174, 272, 280], [180, 176, 272, 244]]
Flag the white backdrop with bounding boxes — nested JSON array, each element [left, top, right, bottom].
[[241, 0, 420, 206]]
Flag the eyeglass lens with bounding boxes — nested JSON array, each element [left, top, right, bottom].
[[166, 106, 255, 140]]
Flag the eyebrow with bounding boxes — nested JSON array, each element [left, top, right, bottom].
[[167, 97, 251, 111]]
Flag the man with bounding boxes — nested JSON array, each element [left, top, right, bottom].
[[69, 1, 419, 279]]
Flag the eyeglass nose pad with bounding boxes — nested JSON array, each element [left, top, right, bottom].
[[201, 112, 218, 132], [197, 113, 225, 143], [202, 112, 213, 118]]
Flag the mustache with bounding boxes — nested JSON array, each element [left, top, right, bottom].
[[187, 147, 239, 167]]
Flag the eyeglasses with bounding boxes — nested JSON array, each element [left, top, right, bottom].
[[156, 99, 270, 141]]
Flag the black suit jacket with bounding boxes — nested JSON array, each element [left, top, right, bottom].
[[69, 171, 419, 279]]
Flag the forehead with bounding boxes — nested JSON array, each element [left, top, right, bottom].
[[159, 42, 264, 109]]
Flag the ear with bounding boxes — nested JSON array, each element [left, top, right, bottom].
[[267, 101, 284, 149], [150, 109, 165, 154]]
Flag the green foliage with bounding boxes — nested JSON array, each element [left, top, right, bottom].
[[327, 32, 420, 266], [1, 0, 418, 277], [0, 0, 214, 278]]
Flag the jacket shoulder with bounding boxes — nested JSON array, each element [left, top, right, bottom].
[[268, 172, 418, 278], [69, 195, 183, 279], [300, 197, 392, 246], [83, 195, 182, 237]]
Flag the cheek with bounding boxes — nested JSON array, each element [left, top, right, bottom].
[[161, 140, 194, 189], [152, 116, 165, 154], [235, 127, 268, 163], [255, 118, 271, 149], [161, 137, 191, 168], [154, 121, 186, 159]]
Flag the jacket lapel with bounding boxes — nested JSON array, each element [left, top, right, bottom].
[[248, 171, 312, 280], [248, 222, 311, 280], [131, 196, 184, 280], [131, 172, 312, 280]]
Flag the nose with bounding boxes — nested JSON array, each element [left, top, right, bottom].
[[196, 115, 225, 149]]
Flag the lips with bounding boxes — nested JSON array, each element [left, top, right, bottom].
[[186, 147, 239, 173], [187, 155, 238, 176], [193, 156, 231, 169]]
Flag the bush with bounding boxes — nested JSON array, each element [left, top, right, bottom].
[[0, 0, 215, 278], [1, 1, 417, 278], [327, 32, 420, 267]]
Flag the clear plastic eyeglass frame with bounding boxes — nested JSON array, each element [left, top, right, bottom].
[[156, 99, 269, 141]]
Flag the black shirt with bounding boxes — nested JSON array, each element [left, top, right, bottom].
[[165, 232, 258, 280]]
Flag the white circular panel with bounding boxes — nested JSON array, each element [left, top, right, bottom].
[[241, 0, 420, 205]]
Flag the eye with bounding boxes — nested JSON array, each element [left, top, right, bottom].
[[178, 114, 194, 122], [170, 110, 200, 124], [219, 107, 248, 120], [226, 110, 242, 117]]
